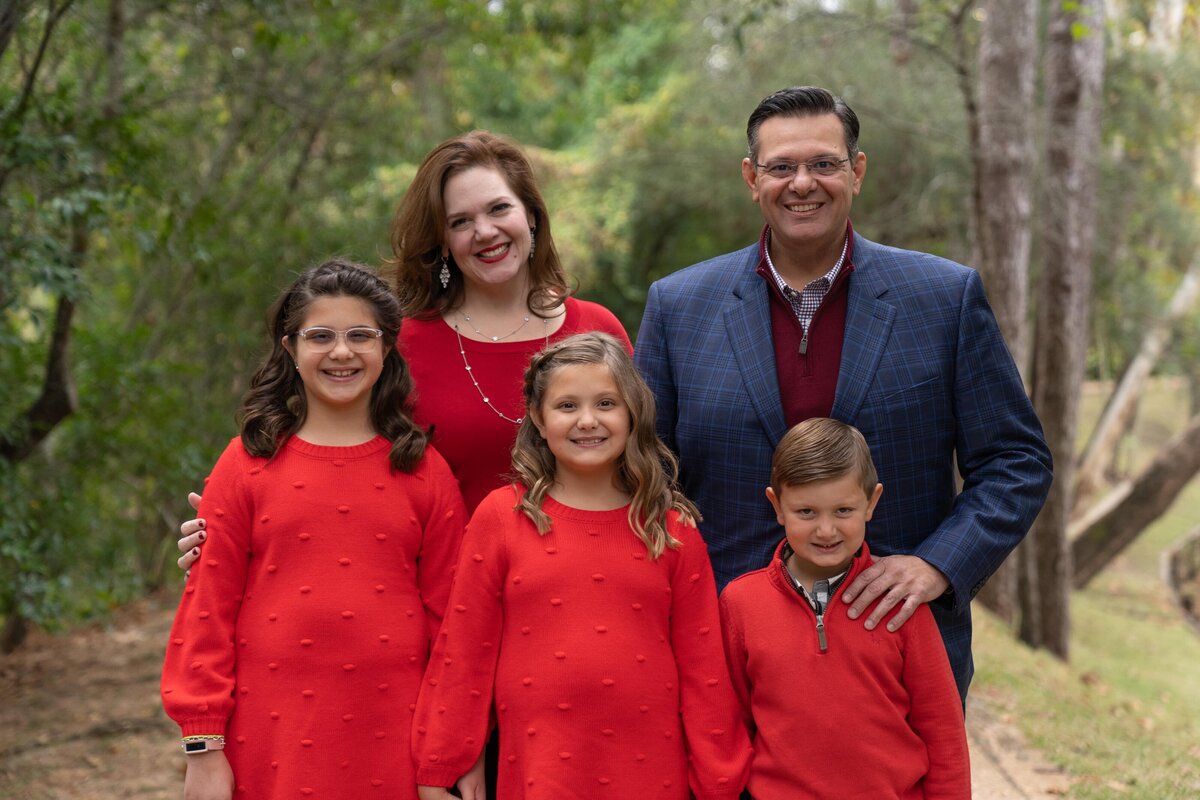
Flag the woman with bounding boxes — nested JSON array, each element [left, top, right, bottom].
[[179, 130, 630, 562], [389, 131, 630, 511]]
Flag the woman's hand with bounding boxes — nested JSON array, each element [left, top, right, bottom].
[[183, 750, 233, 800], [177, 492, 205, 573], [416, 787, 456, 800]]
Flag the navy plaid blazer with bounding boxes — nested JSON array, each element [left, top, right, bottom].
[[634, 233, 1052, 697]]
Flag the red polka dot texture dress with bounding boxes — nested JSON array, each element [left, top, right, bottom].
[[412, 486, 752, 799], [161, 436, 466, 799]]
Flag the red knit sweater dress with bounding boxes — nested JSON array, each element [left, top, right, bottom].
[[719, 540, 970, 799], [411, 486, 752, 799], [400, 297, 631, 513], [161, 436, 467, 799]]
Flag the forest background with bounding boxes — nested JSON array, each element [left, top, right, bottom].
[[2, 0, 1199, 794]]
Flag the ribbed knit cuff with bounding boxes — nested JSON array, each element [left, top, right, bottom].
[[179, 717, 228, 737], [415, 765, 462, 788], [694, 790, 743, 800]]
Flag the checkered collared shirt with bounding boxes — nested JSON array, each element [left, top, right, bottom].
[[763, 230, 849, 334], [779, 542, 850, 611]]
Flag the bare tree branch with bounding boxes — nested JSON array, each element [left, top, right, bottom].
[[0, 0, 35, 65], [1074, 253, 1200, 506], [1071, 413, 1200, 587]]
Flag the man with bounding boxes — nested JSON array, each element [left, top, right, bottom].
[[633, 86, 1052, 699]]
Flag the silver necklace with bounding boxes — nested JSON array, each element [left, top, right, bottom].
[[459, 310, 531, 342], [454, 317, 551, 424]]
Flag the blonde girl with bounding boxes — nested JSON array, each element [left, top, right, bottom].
[[412, 332, 751, 800]]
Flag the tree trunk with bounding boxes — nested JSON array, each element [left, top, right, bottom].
[[974, 0, 1036, 367], [1071, 413, 1200, 586], [969, 0, 1038, 623], [1022, 0, 1106, 659], [0, 217, 86, 463], [1188, 362, 1200, 418], [890, 0, 917, 66], [103, 0, 125, 121], [1074, 256, 1200, 507], [0, 612, 29, 654]]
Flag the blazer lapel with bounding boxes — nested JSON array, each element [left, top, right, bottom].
[[833, 236, 896, 423], [725, 260, 789, 446]]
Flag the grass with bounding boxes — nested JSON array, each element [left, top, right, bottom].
[[972, 379, 1200, 799]]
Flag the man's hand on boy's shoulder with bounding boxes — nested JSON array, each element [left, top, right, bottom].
[[841, 555, 950, 633]]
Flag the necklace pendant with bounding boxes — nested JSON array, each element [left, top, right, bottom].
[[490, 336, 499, 342]]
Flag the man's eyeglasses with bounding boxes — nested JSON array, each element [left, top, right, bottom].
[[294, 326, 384, 353], [754, 157, 851, 180]]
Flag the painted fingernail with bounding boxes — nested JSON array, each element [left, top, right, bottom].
[[198, 520, 205, 529], [192, 548, 200, 556], [198, 532, 206, 541]]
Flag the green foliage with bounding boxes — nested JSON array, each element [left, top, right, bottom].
[[1, 0, 1197, 641], [1090, 8, 1200, 380], [0, 459, 76, 629]]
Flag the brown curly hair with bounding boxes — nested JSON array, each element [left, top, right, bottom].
[[239, 258, 427, 471]]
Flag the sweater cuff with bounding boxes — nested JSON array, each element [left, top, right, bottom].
[[415, 765, 463, 788], [179, 717, 228, 738], [694, 791, 743, 800], [696, 786, 739, 800]]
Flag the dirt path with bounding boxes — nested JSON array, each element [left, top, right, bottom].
[[0, 595, 1071, 799]]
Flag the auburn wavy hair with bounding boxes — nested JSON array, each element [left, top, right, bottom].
[[387, 130, 569, 319]]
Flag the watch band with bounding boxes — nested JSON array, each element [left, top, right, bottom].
[[181, 735, 225, 755]]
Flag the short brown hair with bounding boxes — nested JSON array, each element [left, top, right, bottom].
[[746, 86, 860, 163], [771, 418, 877, 496]]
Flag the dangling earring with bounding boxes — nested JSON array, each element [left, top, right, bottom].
[[528, 228, 536, 262], [294, 361, 299, 371], [439, 255, 451, 289]]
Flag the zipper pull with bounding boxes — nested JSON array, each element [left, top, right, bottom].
[[814, 579, 829, 652], [799, 330, 809, 355]]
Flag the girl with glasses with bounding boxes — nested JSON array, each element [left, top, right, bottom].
[[161, 260, 467, 800]]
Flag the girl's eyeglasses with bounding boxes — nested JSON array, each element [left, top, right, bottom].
[[294, 326, 383, 353]]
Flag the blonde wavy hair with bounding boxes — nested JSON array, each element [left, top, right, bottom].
[[511, 333, 698, 559]]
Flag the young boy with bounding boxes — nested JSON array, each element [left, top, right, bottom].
[[719, 418, 970, 799]]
